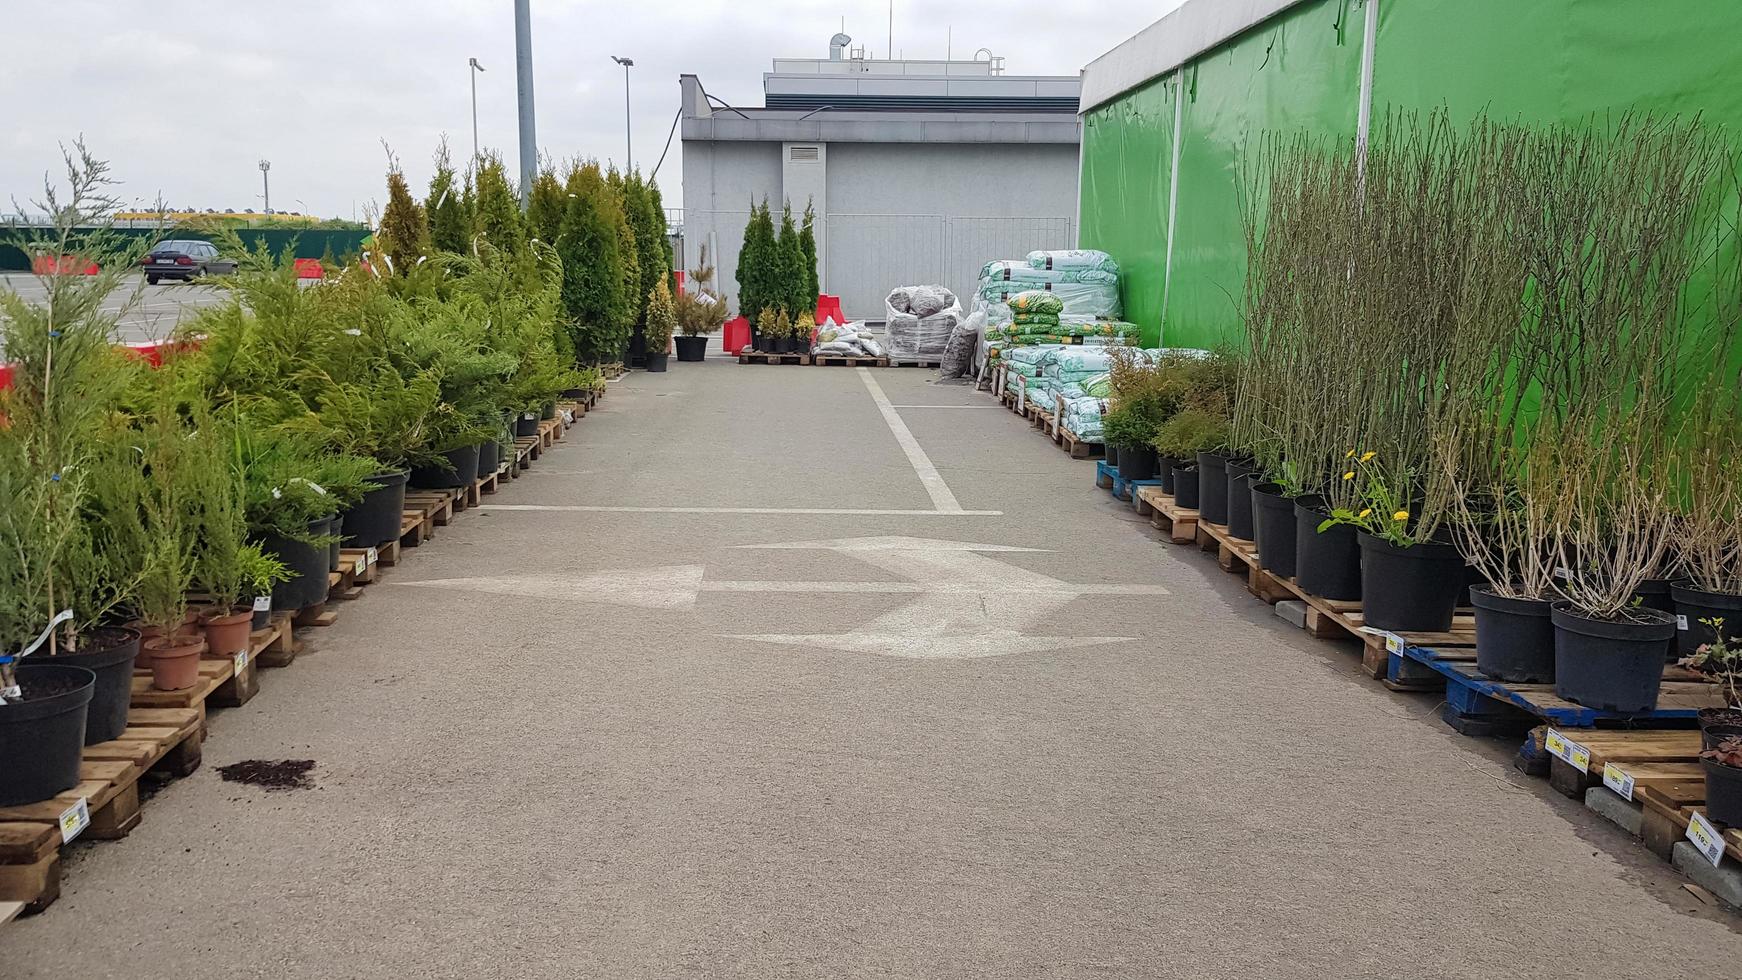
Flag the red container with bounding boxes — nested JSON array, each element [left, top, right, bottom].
[[293, 258, 324, 279], [723, 315, 750, 356], [30, 255, 99, 276], [815, 293, 845, 326]]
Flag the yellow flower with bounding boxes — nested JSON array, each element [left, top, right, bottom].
[[1342, 471, 1355, 481], [1393, 510, 1410, 521], [1344, 449, 1356, 459], [1358, 508, 1372, 519], [1360, 451, 1377, 462]]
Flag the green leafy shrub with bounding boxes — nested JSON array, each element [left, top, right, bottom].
[[1153, 408, 1232, 459]]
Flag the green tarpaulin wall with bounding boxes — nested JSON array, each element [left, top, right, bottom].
[[1079, 0, 1742, 350], [0, 228, 369, 272]]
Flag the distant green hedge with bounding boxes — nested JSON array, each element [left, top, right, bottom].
[[0, 228, 370, 271]]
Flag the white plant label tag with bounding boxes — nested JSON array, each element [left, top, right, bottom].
[[1544, 728, 1591, 772], [1601, 762, 1634, 801], [365, 547, 378, 569], [252, 596, 271, 613], [59, 797, 90, 843], [1687, 811, 1726, 867], [1677, 614, 1689, 631], [1553, 566, 1572, 580], [234, 647, 250, 673]]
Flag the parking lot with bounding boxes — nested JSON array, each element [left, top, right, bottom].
[[0, 271, 229, 347]]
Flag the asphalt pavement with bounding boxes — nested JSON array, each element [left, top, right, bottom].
[[0, 271, 227, 347], [3, 355, 1739, 978]]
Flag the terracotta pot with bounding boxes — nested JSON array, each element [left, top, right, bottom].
[[144, 636, 205, 691], [200, 607, 254, 659]]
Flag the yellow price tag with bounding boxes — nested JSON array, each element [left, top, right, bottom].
[[1687, 812, 1726, 867], [1544, 729, 1591, 773]]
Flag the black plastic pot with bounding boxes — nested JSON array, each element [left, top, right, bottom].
[[628, 326, 648, 367], [251, 597, 272, 631], [0, 663, 96, 805], [1158, 456, 1180, 495], [1105, 445, 1120, 468], [1358, 532, 1466, 632], [646, 352, 670, 373], [1551, 602, 1675, 713], [1471, 586, 1555, 683], [1702, 724, 1742, 753], [1197, 452, 1230, 525], [515, 412, 541, 438], [1172, 465, 1200, 509], [675, 335, 708, 362], [325, 512, 341, 572], [1634, 577, 1677, 615], [478, 438, 501, 480], [52, 627, 139, 744], [1250, 483, 1298, 579], [541, 401, 558, 421], [411, 443, 482, 491], [1703, 759, 1742, 826], [1118, 445, 1158, 482], [1295, 498, 1360, 599], [1225, 460, 1257, 540], [262, 516, 333, 612], [340, 470, 408, 549], [1670, 582, 1742, 657]]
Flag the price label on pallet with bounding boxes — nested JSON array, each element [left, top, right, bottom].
[[1601, 762, 1635, 801], [364, 547, 378, 569], [59, 797, 90, 844], [1544, 728, 1591, 773], [234, 647, 250, 673], [1687, 811, 1727, 867]]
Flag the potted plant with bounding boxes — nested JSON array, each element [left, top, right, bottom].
[[774, 309, 795, 354], [673, 244, 728, 362], [1669, 378, 1742, 657], [755, 307, 780, 354], [133, 390, 205, 692], [644, 276, 675, 373], [794, 311, 816, 354], [1689, 627, 1742, 749], [1315, 453, 1466, 633], [1102, 406, 1160, 481], [1700, 737, 1742, 826], [1154, 409, 1229, 511]]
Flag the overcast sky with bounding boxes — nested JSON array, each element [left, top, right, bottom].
[[3, 1, 1184, 221]]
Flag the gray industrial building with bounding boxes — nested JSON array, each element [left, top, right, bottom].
[[679, 36, 1082, 320]]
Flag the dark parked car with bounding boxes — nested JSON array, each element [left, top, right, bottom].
[[142, 240, 237, 283]]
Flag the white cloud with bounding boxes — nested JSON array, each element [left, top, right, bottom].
[[3, 0, 1182, 219]]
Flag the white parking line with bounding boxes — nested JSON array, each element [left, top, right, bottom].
[[857, 367, 964, 514]]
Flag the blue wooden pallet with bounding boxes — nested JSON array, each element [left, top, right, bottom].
[[1094, 461, 1163, 503], [1387, 640, 1721, 730]]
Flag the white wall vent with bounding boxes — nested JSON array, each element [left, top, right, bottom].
[[790, 146, 821, 162]]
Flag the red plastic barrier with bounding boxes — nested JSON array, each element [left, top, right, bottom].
[[723, 315, 750, 356], [0, 339, 199, 390], [30, 255, 99, 276], [0, 363, 12, 390], [815, 293, 845, 326], [293, 258, 324, 279]]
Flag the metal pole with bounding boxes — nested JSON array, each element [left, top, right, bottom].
[[513, 0, 537, 204], [623, 62, 633, 171], [470, 64, 479, 163]]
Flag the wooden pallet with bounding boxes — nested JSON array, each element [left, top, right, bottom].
[[0, 706, 203, 913], [130, 618, 289, 714], [1093, 460, 1163, 503], [889, 359, 942, 369], [812, 355, 889, 367], [1637, 779, 1742, 866], [1059, 425, 1104, 460], [601, 362, 626, 380], [1133, 486, 1200, 545], [538, 417, 561, 449], [404, 489, 456, 528], [738, 351, 811, 365], [1393, 641, 1723, 735], [1533, 727, 1704, 799]]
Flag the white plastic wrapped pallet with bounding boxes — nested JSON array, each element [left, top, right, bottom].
[[885, 285, 962, 361]]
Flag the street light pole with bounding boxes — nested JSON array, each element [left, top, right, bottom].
[[611, 55, 634, 171], [468, 57, 486, 164], [513, 0, 537, 205], [258, 159, 271, 215]]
